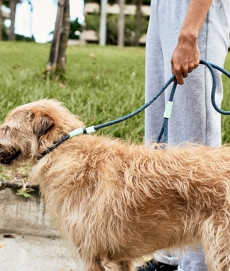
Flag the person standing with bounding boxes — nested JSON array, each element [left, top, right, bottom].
[[143, 0, 230, 270]]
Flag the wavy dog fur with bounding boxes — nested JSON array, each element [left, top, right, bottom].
[[1, 99, 230, 271]]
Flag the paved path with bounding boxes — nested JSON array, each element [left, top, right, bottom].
[[0, 234, 78, 271], [0, 233, 179, 271]]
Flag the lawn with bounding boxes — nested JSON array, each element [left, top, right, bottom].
[[0, 42, 230, 181], [221, 52, 230, 143], [0, 42, 146, 143]]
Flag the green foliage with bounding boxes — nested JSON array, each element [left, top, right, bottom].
[[69, 17, 82, 40], [84, 13, 100, 32], [142, 0, 151, 5], [221, 52, 230, 144], [0, 42, 230, 147], [3, 0, 10, 7], [85, 13, 149, 45], [1, 23, 8, 41], [16, 34, 35, 42], [3, 0, 20, 6], [16, 189, 32, 198]]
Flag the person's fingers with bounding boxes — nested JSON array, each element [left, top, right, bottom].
[[172, 58, 200, 84], [193, 58, 200, 69], [187, 58, 200, 73], [171, 58, 200, 84], [170, 58, 175, 75], [174, 69, 184, 85], [187, 59, 194, 73], [171, 60, 186, 84], [182, 66, 189, 78]]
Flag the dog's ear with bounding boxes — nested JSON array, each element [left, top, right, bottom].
[[30, 112, 54, 137]]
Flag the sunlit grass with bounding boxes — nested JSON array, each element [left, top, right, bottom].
[[0, 42, 230, 181], [221, 52, 230, 143], [0, 42, 145, 143]]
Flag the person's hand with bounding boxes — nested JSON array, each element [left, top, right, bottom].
[[170, 34, 200, 85]]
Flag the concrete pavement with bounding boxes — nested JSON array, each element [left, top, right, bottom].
[[0, 233, 78, 271], [0, 184, 79, 271]]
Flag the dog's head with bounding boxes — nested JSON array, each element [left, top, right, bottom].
[[0, 99, 85, 165]]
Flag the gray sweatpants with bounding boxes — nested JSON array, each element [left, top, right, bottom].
[[145, 0, 230, 270]]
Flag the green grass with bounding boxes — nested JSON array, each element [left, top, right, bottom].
[[221, 52, 230, 143], [1, 42, 230, 144], [0, 42, 145, 143], [0, 42, 230, 182]]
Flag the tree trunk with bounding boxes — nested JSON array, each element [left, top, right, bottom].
[[9, 0, 18, 41], [117, 0, 125, 46], [48, 0, 65, 70], [0, 0, 2, 41], [47, 0, 70, 75], [135, 0, 142, 46], [57, 0, 70, 73]]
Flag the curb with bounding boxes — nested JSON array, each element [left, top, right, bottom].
[[0, 182, 59, 237]]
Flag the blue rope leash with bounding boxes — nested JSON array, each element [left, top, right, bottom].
[[93, 59, 230, 143], [200, 60, 230, 115], [157, 60, 230, 143], [38, 59, 230, 159], [94, 74, 176, 130], [156, 81, 177, 143]]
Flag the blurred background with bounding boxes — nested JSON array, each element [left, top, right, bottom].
[[0, 0, 151, 46]]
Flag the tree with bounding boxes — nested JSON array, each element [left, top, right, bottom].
[[9, 0, 20, 40], [2, 0, 20, 40], [135, 0, 142, 46], [47, 0, 70, 76], [117, 0, 125, 46]]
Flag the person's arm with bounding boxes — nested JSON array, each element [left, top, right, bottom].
[[170, 0, 213, 85]]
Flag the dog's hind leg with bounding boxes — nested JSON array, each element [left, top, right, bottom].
[[201, 216, 230, 271]]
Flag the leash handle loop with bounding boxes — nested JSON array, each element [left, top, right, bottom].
[[200, 59, 230, 115], [159, 60, 230, 143]]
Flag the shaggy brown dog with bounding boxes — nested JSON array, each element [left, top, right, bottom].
[[0, 99, 230, 271]]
